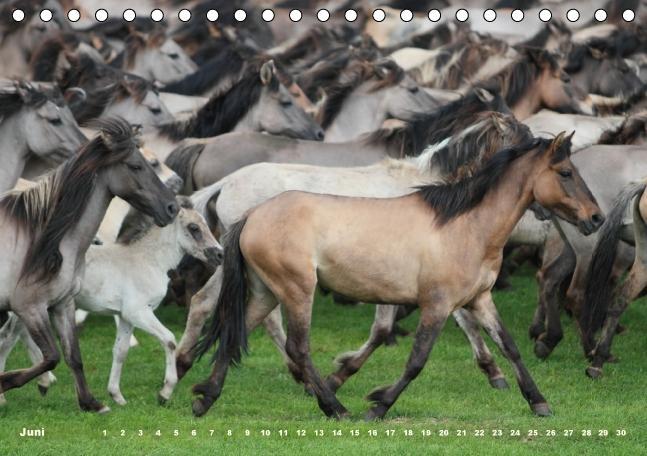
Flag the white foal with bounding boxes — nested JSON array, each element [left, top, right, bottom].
[[0, 198, 222, 405]]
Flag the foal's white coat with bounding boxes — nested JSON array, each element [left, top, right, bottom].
[[0, 206, 222, 405]]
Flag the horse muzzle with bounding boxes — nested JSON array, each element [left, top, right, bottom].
[[578, 213, 605, 235], [204, 247, 224, 267]]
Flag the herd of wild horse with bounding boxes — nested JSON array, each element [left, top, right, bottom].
[[0, 0, 646, 420]]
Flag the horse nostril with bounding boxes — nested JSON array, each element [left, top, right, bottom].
[[316, 130, 325, 141], [166, 202, 179, 218], [205, 247, 224, 266], [591, 213, 605, 227]]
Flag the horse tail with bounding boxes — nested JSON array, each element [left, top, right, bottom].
[[581, 181, 647, 337], [164, 143, 205, 194], [195, 218, 249, 365]]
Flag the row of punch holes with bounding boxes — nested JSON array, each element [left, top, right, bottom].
[[10, 7, 638, 24]]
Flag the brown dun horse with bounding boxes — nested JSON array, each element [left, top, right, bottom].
[[192, 132, 603, 420]]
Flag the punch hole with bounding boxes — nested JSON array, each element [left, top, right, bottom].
[[345, 9, 358, 22], [40, 9, 53, 22], [428, 9, 441, 22], [566, 9, 580, 22], [178, 9, 191, 22], [372, 9, 386, 22], [623, 9, 635, 22], [67, 9, 80, 22], [400, 9, 413, 22], [594, 9, 607, 21], [262, 9, 275, 22], [12, 9, 24, 22], [123, 9, 136, 22], [483, 9, 496, 22], [95, 9, 108, 22], [511, 9, 524, 22], [234, 9, 246, 22], [538, 9, 551, 22], [151, 9, 164, 22], [455, 9, 468, 22], [206, 9, 218, 22], [289, 9, 302, 22], [317, 9, 330, 22]]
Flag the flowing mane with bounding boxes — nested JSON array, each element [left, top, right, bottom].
[[363, 87, 510, 156], [0, 81, 49, 119], [320, 59, 405, 128], [158, 59, 278, 140], [0, 118, 139, 284], [598, 112, 647, 145], [417, 135, 569, 225], [58, 55, 152, 123], [476, 49, 559, 108]]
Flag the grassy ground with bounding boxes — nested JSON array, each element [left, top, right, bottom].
[[0, 267, 645, 455]]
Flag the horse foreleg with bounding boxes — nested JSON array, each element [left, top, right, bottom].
[[587, 264, 647, 378], [470, 291, 551, 416], [325, 304, 398, 393], [128, 309, 178, 404], [453, 308, 509, 389], [50, 299, 109, 413], [0, 314, 23, 405], [365, 301, 450, 421], [0, 305, 60, 397], [107, 317, 134, 405], [534, 241, 575, 359], [176, 268, 221, 380]]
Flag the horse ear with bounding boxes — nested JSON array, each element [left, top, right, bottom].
[[64, 87, 86, 104], [260, 60, 276, 86], [548, 131, 573, 161], [15, 82, 36, 104], [474, 87, 494, 102], [589, 46, 606, 60], [525, 47, 547, 68], [99, 131, 116, 150]]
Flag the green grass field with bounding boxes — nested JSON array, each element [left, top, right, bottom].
[[0, 267, 645, 455]]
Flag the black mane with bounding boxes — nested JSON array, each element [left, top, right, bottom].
[[159, 60, 278, 140], [417, 136, 557, 224], [0, 118, 139, 284]]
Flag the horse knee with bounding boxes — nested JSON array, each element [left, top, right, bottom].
[[43, 351, 61, 371]]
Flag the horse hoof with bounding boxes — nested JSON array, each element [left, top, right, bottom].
[[534, 340, 552, 359], [97, 405, 111, 414], [110, 392, 127, 406], [37, 384, 49, 396], [157, 393, 169, 406], [192, 399, 209, 417], [531, 402, 552, 417], [489, 377, 509, 390], [364, 405, 387, 421], [336, 409, 351, 420], [586, 366, 603, 379], [615, 324, 626, 334]]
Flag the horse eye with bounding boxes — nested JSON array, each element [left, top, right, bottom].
[[48, 118, 62, 125], [408, 86, 419, 94], [168, 53, 179, 60], [149, 107, 162, 115], [188, 223, 200, 233], [559, 169, 572, 178], [280, 99, 292, 107], [127, 163, 142, 171]]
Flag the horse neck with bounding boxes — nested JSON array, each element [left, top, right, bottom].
[[0, 115, 29, 192], [509, 79, 542, 120], [62, 176, 112, 262], [123, 221, 185, 272], [466, 152, 542, 252]]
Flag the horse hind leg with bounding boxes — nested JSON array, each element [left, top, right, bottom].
[[19, 320, 57, 395], [365, 300, 451, 421], [192, 272, 278, 416], [0, 313, 23, 405], [0, 304, 61, 399], [325, 304, 398, 394], [471, 291, 551, 417], [453, 308, 509, 389], [261, 306, 305, 386]]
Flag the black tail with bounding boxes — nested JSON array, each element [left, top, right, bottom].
[[164, 143, 204, 194], [581, 181, 646, 337], [195, 218, 249, 365]]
